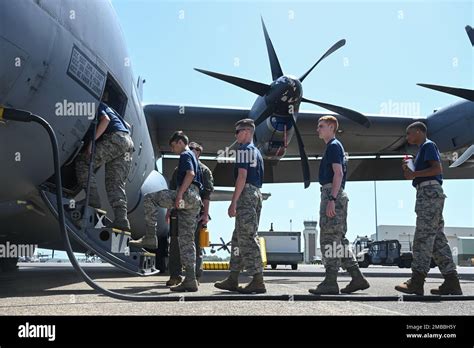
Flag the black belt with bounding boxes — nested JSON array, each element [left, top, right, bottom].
[[320, 184, 345, 192]]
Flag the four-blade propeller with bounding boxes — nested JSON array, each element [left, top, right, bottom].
[[195, 17, 371, 188]]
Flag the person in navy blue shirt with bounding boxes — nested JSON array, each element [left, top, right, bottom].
[[233, 143, 264, 188], [82, 102, 130, 147], [131, 131, 203, 292], [309, 115, 369, 296], [318, 137, 347, 189], [215, 118, 266, 294], [396, 121, 461, 296], [75, 100, 134, 231], [402, 122, 443, 184]]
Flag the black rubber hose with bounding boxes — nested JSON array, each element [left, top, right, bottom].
[[30, 113, 474, 302], [34, 114, 150, 301]]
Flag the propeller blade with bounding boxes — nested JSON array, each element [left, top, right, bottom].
[[466, 25, 474, 46], [194, 68, 271, 96], [253, 104, 276, 127], [299, 39, 346, 82], [261, 17, 284, 80], [288, 115, 311, 188], [417, 83, 474, 102], [302, 97, 371, 128], [449, 144, 474, 168], [214, 140, 238, 160]]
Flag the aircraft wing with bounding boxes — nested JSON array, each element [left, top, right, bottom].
[[145, 104, 473, 185], [144, 104, 249, 157], [144, 104, 420, 156], [160, 156, 473, 186]]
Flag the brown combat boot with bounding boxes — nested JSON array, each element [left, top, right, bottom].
[[395, 270, 425, 295], [170, 268, 198, 292], [110, 222, 131, 232], [431, 272, 463, 295], [340, 266, 370, 294], [128, 226, 157, 249], [214, 271, 239, 292], [110, 207, 131, 232], [309, 268, 339, 295], [166, 275, 183, 287], [237, 273, 266, 294]]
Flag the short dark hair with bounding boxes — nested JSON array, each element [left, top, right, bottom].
[[169, 131, 189, 145], [189, 141, 203, 152], [407, 121, 427, 133]]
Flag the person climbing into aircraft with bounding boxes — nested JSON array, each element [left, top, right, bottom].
[[75, 96, 134, 231]]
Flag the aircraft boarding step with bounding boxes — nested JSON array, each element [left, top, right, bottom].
[[40, 189, 158, 276]]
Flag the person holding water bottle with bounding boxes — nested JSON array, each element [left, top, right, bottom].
[[396, 122, 462, 296]]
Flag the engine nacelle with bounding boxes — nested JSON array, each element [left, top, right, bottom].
[[261, 140, 287, 159], [128, 170, 169, 238], [427, 100, 474, 153], [255, 115, 296, 160]]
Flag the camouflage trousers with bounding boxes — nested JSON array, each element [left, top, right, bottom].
[[319, 186, 358, 272], [412, 184, 456, 276], [75, 132, 134, 220], [168, 213, 204, 279], [144, 185, 202, 269], [229, 185, 264, 276]]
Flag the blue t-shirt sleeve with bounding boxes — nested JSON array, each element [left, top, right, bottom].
[[98, 104, 107, 116], [179, 153, 194, 173], [423, 143, 441, 163], [326, 143, 344, 165], [97, 104, 109, 122]]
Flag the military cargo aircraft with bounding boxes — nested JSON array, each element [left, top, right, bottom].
[[0, 1, 472, 274]]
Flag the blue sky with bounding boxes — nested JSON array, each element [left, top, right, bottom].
[[43, 0, 473, 258]]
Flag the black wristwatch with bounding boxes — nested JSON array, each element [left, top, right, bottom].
[[328, 195, 337, 201]]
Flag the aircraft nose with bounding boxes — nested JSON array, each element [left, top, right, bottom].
[[0, 35, 29, 105], [0, 1, 79, 202], [0, 4, 48, 201], [0, 1, 31, 104]]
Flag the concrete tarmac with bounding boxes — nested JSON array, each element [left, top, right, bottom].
[[0, 263, 472, 316]]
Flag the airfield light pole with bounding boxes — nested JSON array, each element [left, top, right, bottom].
[[374, 181, 379, 241]]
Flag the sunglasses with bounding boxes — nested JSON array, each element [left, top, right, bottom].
[[189, 146, 201, 152], [235, 128, 249, 135]]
